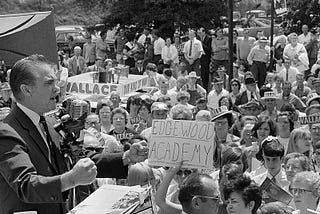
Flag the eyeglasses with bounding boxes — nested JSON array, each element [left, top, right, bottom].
[[231, 84, 238, 86], [176, 169, 193, 176], [289, 187, 313, 195]]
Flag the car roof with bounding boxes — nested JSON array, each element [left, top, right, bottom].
[[55, 25, 85, 31]]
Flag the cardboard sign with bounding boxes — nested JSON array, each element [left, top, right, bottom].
[[148, 120, 215, 169], [260, 177, 293, 205]]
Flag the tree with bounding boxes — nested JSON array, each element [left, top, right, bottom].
[[96, 0, 226, 35]]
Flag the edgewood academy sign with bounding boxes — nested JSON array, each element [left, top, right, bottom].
[[148, 119, 216, 170]]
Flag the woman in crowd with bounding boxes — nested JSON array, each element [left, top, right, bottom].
[[276, 112, 294, 154], [126, 95, 142, 131], [137, 98, 154, 133], [210, 146, 249, 183], [272, 75, 284, 96], [175, 91, 194, 110], [223, 175, 262, 214], [248, 116, 277, 172], [95, 99, 114, 133], [173, 34, 184, 65], [161, 37, 178, 67], [283, 153, 312, 192], [108, 107, 138, 142], [287, 128, 313, 157], [229, 78, 241, 104], [291, 171, 320, 214], [283, 33, 309, 73]]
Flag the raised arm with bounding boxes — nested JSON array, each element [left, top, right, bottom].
[[155, 162, 183, 214]]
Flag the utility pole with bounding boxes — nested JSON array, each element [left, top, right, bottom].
[[228, 0, 234, 90], [270, 0, 275, 72]]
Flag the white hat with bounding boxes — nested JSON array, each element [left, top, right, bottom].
[[188, 71, 200, 79], [211, 106, 232, 122], [306, 93, 320, 106], [261, 91, 277, 100]]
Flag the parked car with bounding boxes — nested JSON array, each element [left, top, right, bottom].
[[225, 17, 279, 38], [55, 25, 87, 53]]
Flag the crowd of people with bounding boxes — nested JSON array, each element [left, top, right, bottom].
[[1, 22, 320, 214]]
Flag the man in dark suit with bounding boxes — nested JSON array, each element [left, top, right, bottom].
[[130, 59, 144, 75], [235, 75, 260, 106], [197, 27, 212, 92], [0, 55, 147, 214]]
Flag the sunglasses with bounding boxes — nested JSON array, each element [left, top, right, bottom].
[[164, 167, 193, 176]]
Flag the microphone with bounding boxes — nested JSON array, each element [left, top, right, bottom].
[[70, 99, 90, 120]]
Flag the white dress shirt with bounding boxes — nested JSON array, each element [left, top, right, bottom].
[[207, 88, 229, 109], [161, 45, 178, 64], [17, 103, 50, 152], [298, 32, 311, 46], [153, 37, 165, 55], [183, 38, 203, 59], [278, 66, 299, 83]]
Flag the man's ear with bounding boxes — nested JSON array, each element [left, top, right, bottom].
[[248, 201, 255, 212], [20, 84, 32, 97], [191, 196, 201, 209]]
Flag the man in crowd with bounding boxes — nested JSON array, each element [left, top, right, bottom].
[[197, 27, 212, 91], [235, 75, 259, 106], [137, 28, 152, 46], [247, 37, 270, 88], [0, 82, 14, 108], [82, 34, 96, 66], [236, 28, 256, 71], [114, 28, 127, 64], [183, 30, 203, 79], [276, 81, 306, 112], [96, 31, 110, 67], [178, 173, 220, 214], [298, 24, 311, 46], [152, 29, 165, 65], [278, 58, 299, 83], [68, 46, 86, 76], [0, 55, 148, 214], [207, 77, 229, 109]]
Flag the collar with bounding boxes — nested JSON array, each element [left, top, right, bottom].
[[17, 103, 41, 126], [267, 168, 285, 182]]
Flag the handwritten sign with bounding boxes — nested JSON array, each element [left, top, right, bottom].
[[148, 120, 215, 169], [66, 82, 119, 96]]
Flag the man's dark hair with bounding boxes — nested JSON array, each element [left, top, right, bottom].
[[178, 173, 216, 210], [10, 54, 53, 101], [223, 175, 262, 214]]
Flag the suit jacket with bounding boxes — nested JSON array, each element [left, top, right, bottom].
[[130, 67, 144, 75], [68, 56, 86, 76], [1, 106, 128, 214], [1, 106, 68, 214], [198, 34, 212, 58]]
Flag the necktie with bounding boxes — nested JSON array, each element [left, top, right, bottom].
[[286, 69, 289, 81], [189, 40, 193, 57], [251, 92, 255, 100], [39, 116, 58, 166], [271, 176, 277, 185]]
